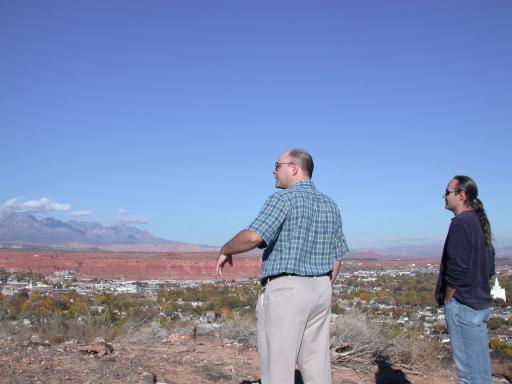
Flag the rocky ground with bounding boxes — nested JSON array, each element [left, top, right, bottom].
[[2, 324, 503, 384]]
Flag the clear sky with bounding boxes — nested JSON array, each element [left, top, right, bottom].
[[1, 0, 511, 249]]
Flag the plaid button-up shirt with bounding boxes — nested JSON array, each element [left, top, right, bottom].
[[247, 180, 349, 279]]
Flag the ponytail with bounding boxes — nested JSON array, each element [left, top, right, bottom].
[[453, 175, 493, 246], [472, 197, 493, 246]]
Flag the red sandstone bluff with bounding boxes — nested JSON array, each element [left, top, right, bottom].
[[0, 249, 261, 280]]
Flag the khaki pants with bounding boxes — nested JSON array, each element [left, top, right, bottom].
[[256, 275, 332, 384]]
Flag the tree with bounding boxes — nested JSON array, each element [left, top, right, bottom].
[[488, 317, 506, 330], [7, 290, 30, 319]]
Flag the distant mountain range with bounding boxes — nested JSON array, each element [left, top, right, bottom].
[[351, 240, 512, 258], [1, 211, 510, 257], [0, 211, 212, 252]]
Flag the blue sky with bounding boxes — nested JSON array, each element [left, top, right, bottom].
[[1, 0, 511, 248]]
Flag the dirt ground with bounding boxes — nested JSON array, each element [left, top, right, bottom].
[[0, 331, 470, 384]]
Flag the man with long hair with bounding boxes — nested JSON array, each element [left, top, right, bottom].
[[435, 175, 495, 384]]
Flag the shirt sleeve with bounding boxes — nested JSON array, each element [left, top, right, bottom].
[[246, 193, 288, 249], [332, 212, 350, 261], [444, 220, 471, 288]]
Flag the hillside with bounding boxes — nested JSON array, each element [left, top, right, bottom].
[[0, 321, 459, 384]]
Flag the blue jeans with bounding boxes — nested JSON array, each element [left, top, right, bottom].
[[444, 298, 492, 384]]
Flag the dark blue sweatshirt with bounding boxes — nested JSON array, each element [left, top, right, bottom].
[[435, 211, 495, 310]]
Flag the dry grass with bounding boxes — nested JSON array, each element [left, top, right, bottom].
[[33, 315, 122, 344], [218, 313, 257, 347], [330, 309, 443, 373], [330, 309, 386, 371], [385, 330, 444, 371]]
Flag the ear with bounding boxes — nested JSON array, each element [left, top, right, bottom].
[[291, 164, 299, 176]]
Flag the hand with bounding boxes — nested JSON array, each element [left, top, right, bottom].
[[215, 253, 233, 278], [443, 286, 456, 305]]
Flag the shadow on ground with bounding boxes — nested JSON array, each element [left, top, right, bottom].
[[240, 363, 414, 384], [375, 357, 412, 384]]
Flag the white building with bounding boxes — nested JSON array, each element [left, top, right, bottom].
[[491, 277, 507, 302]]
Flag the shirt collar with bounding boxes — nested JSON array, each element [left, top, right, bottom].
[[290, 180, 315, 189], [451, 210, 475, 221]]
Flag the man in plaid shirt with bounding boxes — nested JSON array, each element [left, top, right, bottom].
[[216, 149, 349, 384]]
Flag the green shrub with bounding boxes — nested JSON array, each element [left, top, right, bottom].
[[489, 338, 512, 356]]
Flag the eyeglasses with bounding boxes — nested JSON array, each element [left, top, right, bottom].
[[274, 162, 295, 170], [445, 189, 459, 196]]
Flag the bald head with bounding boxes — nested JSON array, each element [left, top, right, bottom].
[[288, 149, 314, 178]]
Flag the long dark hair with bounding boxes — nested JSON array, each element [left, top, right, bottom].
[[453, 175, 493, 245]]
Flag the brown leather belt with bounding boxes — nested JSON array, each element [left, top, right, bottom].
[[261, 271, 331, 287]]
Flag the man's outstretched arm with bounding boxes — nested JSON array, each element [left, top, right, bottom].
[[216, 229, 263, 277]]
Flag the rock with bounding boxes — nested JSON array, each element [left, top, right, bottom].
[[78, 341, 114, 356], [140, 371, 157, 383]]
